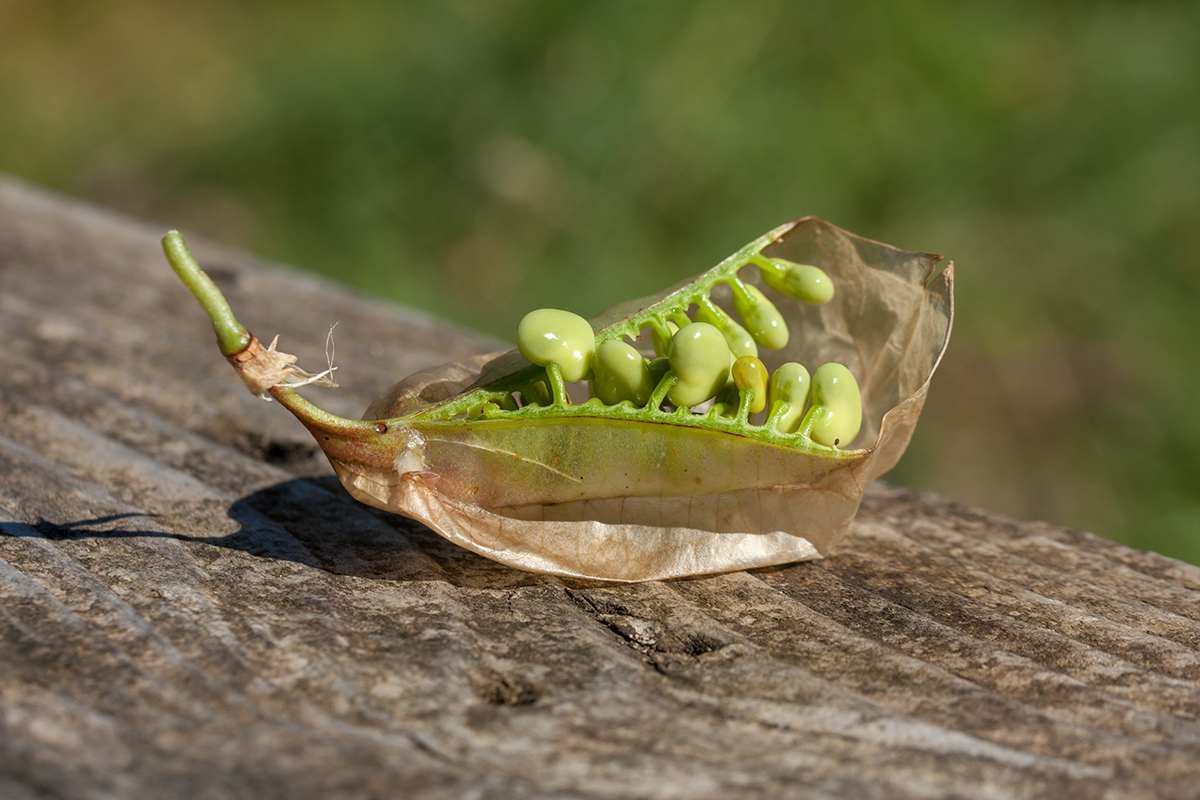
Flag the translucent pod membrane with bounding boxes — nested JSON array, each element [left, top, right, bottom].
[[592, 339, 655, 406], [757, 256, 835, 305], [766, 362, 811, 433], [731, 283, 789, 350], [803, 362, 863, 448], [666, 322, 733, 408], [517, 308, 595, 382]]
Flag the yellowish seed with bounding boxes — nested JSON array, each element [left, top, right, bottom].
[[731, 356, 768, 414]]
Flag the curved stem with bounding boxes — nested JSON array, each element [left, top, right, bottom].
[[647, 373, 677, 412], [545, 363, 570, 406], [162, 231, 252, 356], [735, 389, 753, 423]]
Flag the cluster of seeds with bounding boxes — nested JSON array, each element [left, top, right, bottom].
[[508, 254, 864, 449]]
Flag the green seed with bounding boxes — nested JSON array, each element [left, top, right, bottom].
[[731, 283, 789, 350], [695, 298, 758, 358], [516, 308, 595, 382], [731, 356, 768, 414], [804, 362, 862, 448], [758, 258, 835, 305], [592, 339, 655, 406], [766, 362, 811, 433], [666, 322, 733, 408]]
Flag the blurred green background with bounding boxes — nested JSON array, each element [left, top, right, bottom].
[[3, 1, 1198, 563]]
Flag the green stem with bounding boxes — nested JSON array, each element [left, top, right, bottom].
[[162, 231, 252, 356], [545, 363, 570, 406], [647, 372, 677, 411], [735, 389, 753, 423]]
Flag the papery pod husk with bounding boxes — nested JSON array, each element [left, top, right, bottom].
[[319, 217, 953, 582]]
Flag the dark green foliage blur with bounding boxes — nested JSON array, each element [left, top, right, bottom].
[[3, 1, 1198, 562]]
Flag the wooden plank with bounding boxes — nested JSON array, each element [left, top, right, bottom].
[[1, 175, 1199, 799]]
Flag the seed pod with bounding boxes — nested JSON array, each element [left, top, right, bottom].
[[732, 284, 789, 350], [804, 362, 863, 448], [666, 322, 733, 408], [695, 299, 758, 358], [758, 258, 835, 305], [516, 308, 595, 382], [731, 356, 768, 414], [164, 216, 953, 583], [592, 339, 655, 406], [766, 362, 812, 433]]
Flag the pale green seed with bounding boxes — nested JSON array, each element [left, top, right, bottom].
[[695, 300, 758, 358], [759, 258, 834, 304], [806, 362, 862, 448], [592, 339, 655, 406], [731, 356, 768, 414], [516, 308, 595, 382], [666, 322, 733, 408], [766, 362, 811, 433], [732, 284, 789, 350]]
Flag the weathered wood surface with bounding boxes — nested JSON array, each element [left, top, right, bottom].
[[2, 175, 1200, 800]]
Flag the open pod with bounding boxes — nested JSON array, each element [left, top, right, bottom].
[[166, 217, 953, 582]]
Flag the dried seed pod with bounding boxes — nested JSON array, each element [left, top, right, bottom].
[[164, 216, 953, 582]]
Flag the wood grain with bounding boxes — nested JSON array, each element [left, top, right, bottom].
[[2, 176, 1199, 799]]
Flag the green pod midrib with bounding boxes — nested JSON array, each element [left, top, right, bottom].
[[401, 414, 862, 509], [399, 394, 864, 456]]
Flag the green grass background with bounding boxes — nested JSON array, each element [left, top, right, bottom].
[[3, 1, 1198, 563]]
